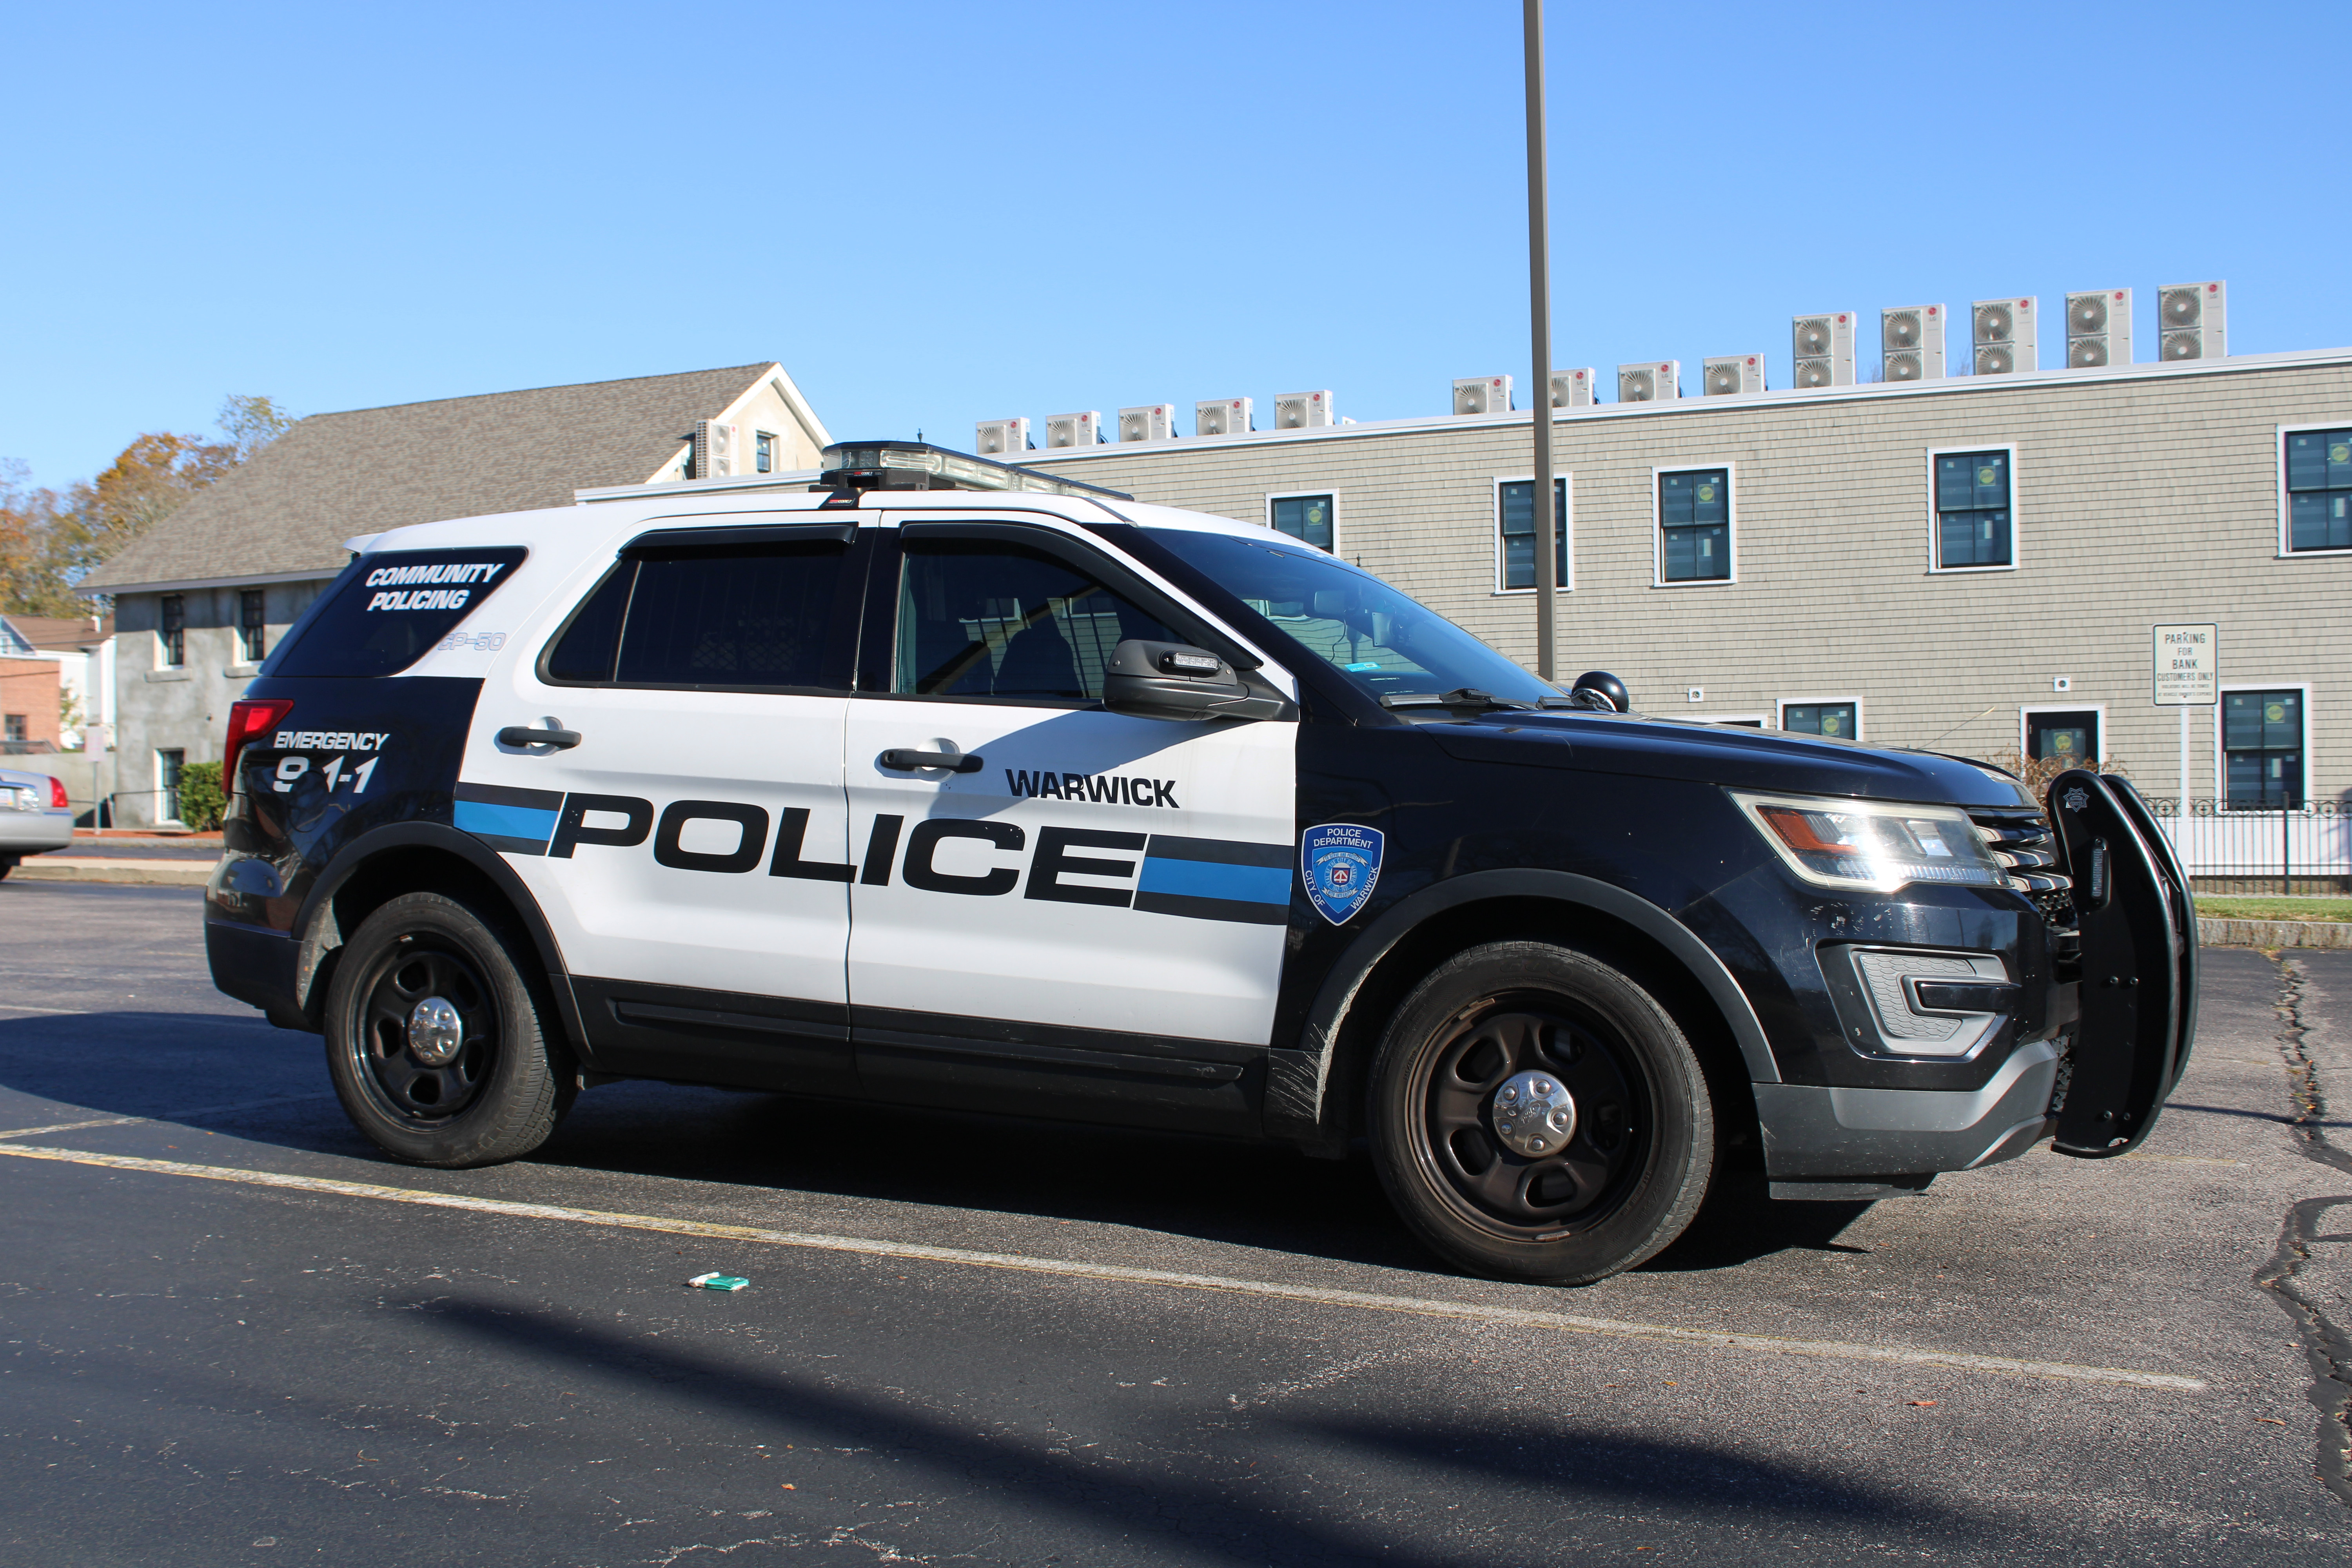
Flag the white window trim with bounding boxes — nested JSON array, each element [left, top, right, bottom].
[[754, 429, 779, 475], [2213, 681, 2315, 802], [1651, 463, 1738, 587], [1265, 489, 1341, 554], [1688, 713, 1767, 727], [1777, 694, 1866, 741], [1926, 443, 2021, 574], [1490, 473, 1574, 595], [2276, 421, 2352, 558], [2018, 703, 2107, 764]]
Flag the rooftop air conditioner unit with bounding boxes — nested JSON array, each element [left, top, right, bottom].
[[1972, 297, 2038, 375], [1881, 304, 1946, 381], [1552, 368, 1597, 408], [1702, 354, 1765, 396], [1453, 376, 1512, 416], [974, 417, 1030, 457], [692, 420, 741, 479], [1118, 404, 1179, 443], [1617, 361, 1679, 403], [1273, 390, 1334, 429], [1791, 312, 1856, 388], [1195, 397, 1252, 436], [2157, 280, 2227, 361], [2065, 289, 2132, 368], [1043, 411, 1104, 448]]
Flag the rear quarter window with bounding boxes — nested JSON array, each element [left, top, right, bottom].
[[265, 547, 528, 679]]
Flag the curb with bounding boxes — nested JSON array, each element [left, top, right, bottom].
[[10, 858, 214, 888], [2198, 916, 2352, 950]]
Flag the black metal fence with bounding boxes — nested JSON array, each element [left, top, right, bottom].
[[2132, 798, 2349, 893]]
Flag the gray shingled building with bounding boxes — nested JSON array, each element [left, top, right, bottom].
[[78, 363, 828, 825]]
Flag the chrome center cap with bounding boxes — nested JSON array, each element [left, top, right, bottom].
[[407, 996, 465, 1067], [1491, 1069, 1576, 1158]]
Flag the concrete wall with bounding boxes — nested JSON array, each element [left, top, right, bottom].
[[111, 579, 328, 825], [1017, 353, 2352, 804]]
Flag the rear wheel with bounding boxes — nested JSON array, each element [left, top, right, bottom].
[[1370, 942, 1713, 1284], [324, 891, 572, 1167]]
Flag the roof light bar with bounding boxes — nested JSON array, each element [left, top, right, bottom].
[[815, 441, 1132, 501]]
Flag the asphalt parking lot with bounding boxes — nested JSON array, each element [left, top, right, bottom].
[[3, 882, 2348, 1566]]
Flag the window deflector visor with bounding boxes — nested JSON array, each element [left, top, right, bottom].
[[1731, 790, 2009, 894]]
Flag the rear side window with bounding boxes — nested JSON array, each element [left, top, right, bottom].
[[264, 547, 527, 679], [541, 537, 857, 690]]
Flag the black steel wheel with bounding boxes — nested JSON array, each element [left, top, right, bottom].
[[1371, 942, 1713, 1284], [324, 891, 572, 1167]]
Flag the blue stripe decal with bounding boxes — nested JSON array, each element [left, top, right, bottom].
[[455, 799, 559, 845], [1136, 854, 1291, 906]]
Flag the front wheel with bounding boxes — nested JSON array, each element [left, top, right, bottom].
[[1370, 942, 1713, 1284], [323, 891, 572, 1167]]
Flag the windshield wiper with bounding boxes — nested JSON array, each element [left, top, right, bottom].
[[1379, 688, 1566, 713]]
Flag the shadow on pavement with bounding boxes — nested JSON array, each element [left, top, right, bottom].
[[422, 1296, 1959, 1559]]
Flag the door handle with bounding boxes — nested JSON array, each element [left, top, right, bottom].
[[878, 748, 984, 774], [498, 725, 582, 750]]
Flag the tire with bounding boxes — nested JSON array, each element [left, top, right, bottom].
[[323, 890, 573, 1167], [0, 857, 16, 880], [1369, 941, 1714, 1285]]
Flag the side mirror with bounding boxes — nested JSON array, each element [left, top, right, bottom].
[[1102, 640, 1290, 722]]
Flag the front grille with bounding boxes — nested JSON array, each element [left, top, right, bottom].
[[1970, 808, 2077, 930]]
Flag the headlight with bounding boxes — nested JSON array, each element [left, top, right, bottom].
[[1731, 790, 2009, 893]]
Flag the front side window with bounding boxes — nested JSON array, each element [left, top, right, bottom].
[[1269, 494, 1335, 551], [2223, 689, 2303, 808], [544, 540, 852, 690], [2026, 709, 2098, 765], [1935, 449, 2013, 568], [896, 539, 1181, 703], [1782, 701, 1858, 739], [159, 595, 185, 667], [1658, 468, 1730, 582], [1141, 527, 1561, 708], [1497, 478, 1568, 591], [239, 589, 266, 663], [2285, 427, 2352, 552], [756, 430, 777, 475]]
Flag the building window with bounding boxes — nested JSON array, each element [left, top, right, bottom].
[[2025, 709, 2099, 765], [159, 595, 185, 667], [158, 748, 185, 823], [3, 715, 24, 744], [240, 590, 267, 663], [1934, 448, 2013, 568], [1269, 493, 1335, 551], [2284, 426, 2352, 552], [2223, 689, 2304, 808], [1782, 700, 1858, 739], [1657, 468, 1730, 583], [756, 430, 777, 474], [1496, 477, 1568, 591]]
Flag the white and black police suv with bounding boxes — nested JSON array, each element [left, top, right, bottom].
[[208, 440, 2194, 1283]]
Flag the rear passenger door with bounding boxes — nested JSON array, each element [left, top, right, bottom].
[[842, 517, 1298, 1126], [463, 520, 868, 1091]]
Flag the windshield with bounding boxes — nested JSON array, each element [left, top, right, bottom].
[[1142, 528, 1559, 706]]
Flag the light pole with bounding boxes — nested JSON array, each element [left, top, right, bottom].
[[1523, 0, 1557, 682]]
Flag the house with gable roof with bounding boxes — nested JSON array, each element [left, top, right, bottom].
[[77, 363, 828, 824]]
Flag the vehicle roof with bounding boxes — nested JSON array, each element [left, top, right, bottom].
[[346, 487, 1278, 563]]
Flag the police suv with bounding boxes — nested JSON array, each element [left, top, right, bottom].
[[207, 440, 2196, 1284]]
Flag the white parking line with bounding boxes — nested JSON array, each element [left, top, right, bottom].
[[0, 1140, 2207, 1393], [0, 1093, 340, 1141]]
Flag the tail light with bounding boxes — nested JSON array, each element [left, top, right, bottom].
[[224, 699, 295, 795], [48, 775, 67, 810]]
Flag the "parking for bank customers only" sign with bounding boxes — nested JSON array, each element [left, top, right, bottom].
[[2152, 623, 2218, 706]]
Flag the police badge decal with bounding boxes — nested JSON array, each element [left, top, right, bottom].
[[1301, 823, 1384, 925]]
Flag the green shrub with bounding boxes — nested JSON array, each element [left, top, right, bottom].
[[176, 760, 225, 831]]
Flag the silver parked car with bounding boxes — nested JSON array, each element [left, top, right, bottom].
[[0, 766, 74, 876]]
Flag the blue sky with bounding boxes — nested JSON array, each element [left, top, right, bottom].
[[2, 1, 2341, 488]]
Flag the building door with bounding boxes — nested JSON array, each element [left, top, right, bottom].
[[2027, 710, 2099, 768], [844, 518, 1297, 1074], [463, 521, 869, 1089]]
